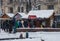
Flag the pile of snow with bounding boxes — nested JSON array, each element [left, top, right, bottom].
[[2, 38, 41, 41]]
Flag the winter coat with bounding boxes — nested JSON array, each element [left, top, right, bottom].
[[13, 21, 19, 33], [23, 21, 28, 27], [15, 21, 19, 28], [19, 21, 22, 27]]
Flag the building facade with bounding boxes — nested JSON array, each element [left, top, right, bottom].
[[0, 0, 60, 28], [1, 0, 60, 14]]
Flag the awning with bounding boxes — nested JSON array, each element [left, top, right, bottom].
[[28, 10, 54, 18]]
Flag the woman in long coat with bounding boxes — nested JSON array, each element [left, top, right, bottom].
[[13, 20, 19, 33]]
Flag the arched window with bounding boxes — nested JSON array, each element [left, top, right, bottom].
[[48, 5, 54, 9], [38, 5, 41, 10], [9, 0, 13, 3], [21, 7, 24, 12], [18, 7, 20, 12], [9, 7, 13, 13]]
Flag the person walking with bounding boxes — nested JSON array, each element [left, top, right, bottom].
[[3, 21, 6, 31], [9, 20, 13, 33], [18, 20, 22, 28], [23, 20, 28, 28], [21, 20, 24, 28], [6, 20, 9, 32], [13, 20, 19, 33]]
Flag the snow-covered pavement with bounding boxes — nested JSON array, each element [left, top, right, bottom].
[[2, 38, 41, 41], [0, 29, 60, 41], [0, 29, 20, 39]]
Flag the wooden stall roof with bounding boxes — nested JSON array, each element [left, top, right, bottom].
[[0, 13, 13, 20], [1, 14, 10, 18]]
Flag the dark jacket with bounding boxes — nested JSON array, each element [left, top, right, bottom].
[[23, 21, 28, 27], [19, 21, 22, 27]]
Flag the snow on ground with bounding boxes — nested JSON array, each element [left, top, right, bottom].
[[2, 38, 41, 41], [0, 29, 20, 39], [0, 29, 60, 41], [29, 32, 60, 41]]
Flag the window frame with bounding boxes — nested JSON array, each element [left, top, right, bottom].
[[9, 7, 13, 13], [47, 5, 54, 10]]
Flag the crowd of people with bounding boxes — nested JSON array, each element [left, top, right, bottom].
[[1, 20, 14, 33], [1, 19, 46, 33]]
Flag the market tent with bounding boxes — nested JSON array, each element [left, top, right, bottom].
[[28, 10, 54, 18]]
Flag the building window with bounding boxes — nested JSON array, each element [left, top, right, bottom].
[[26, 0, 31, 13], [21, 7, 24, 12], [48, 5, 54, 9], [38, 5, 40, 10], [9, 0, 13, 3], [28, 0, 31, 11], [18, 7, 20, 12], [9, 7, 13, 13], [48, 0, 54, 2], [26, 2, 28, 12], [0, 0, 3, 6]]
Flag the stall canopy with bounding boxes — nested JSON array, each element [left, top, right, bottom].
[[28, 10, 54, 18]]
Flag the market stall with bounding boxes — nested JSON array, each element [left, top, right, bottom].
[[28, 10, 55, 28], [0, 13, 15, 30]]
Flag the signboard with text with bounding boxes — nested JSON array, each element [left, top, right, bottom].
[[28, 15, 37, 19]]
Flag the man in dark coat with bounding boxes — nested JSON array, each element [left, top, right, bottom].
[[3, 21, 6, 31], [18, 21, 22, 28], [23, 20, 28, 28], [5, 20, 9, 32], [9, 20, 13, 33]]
